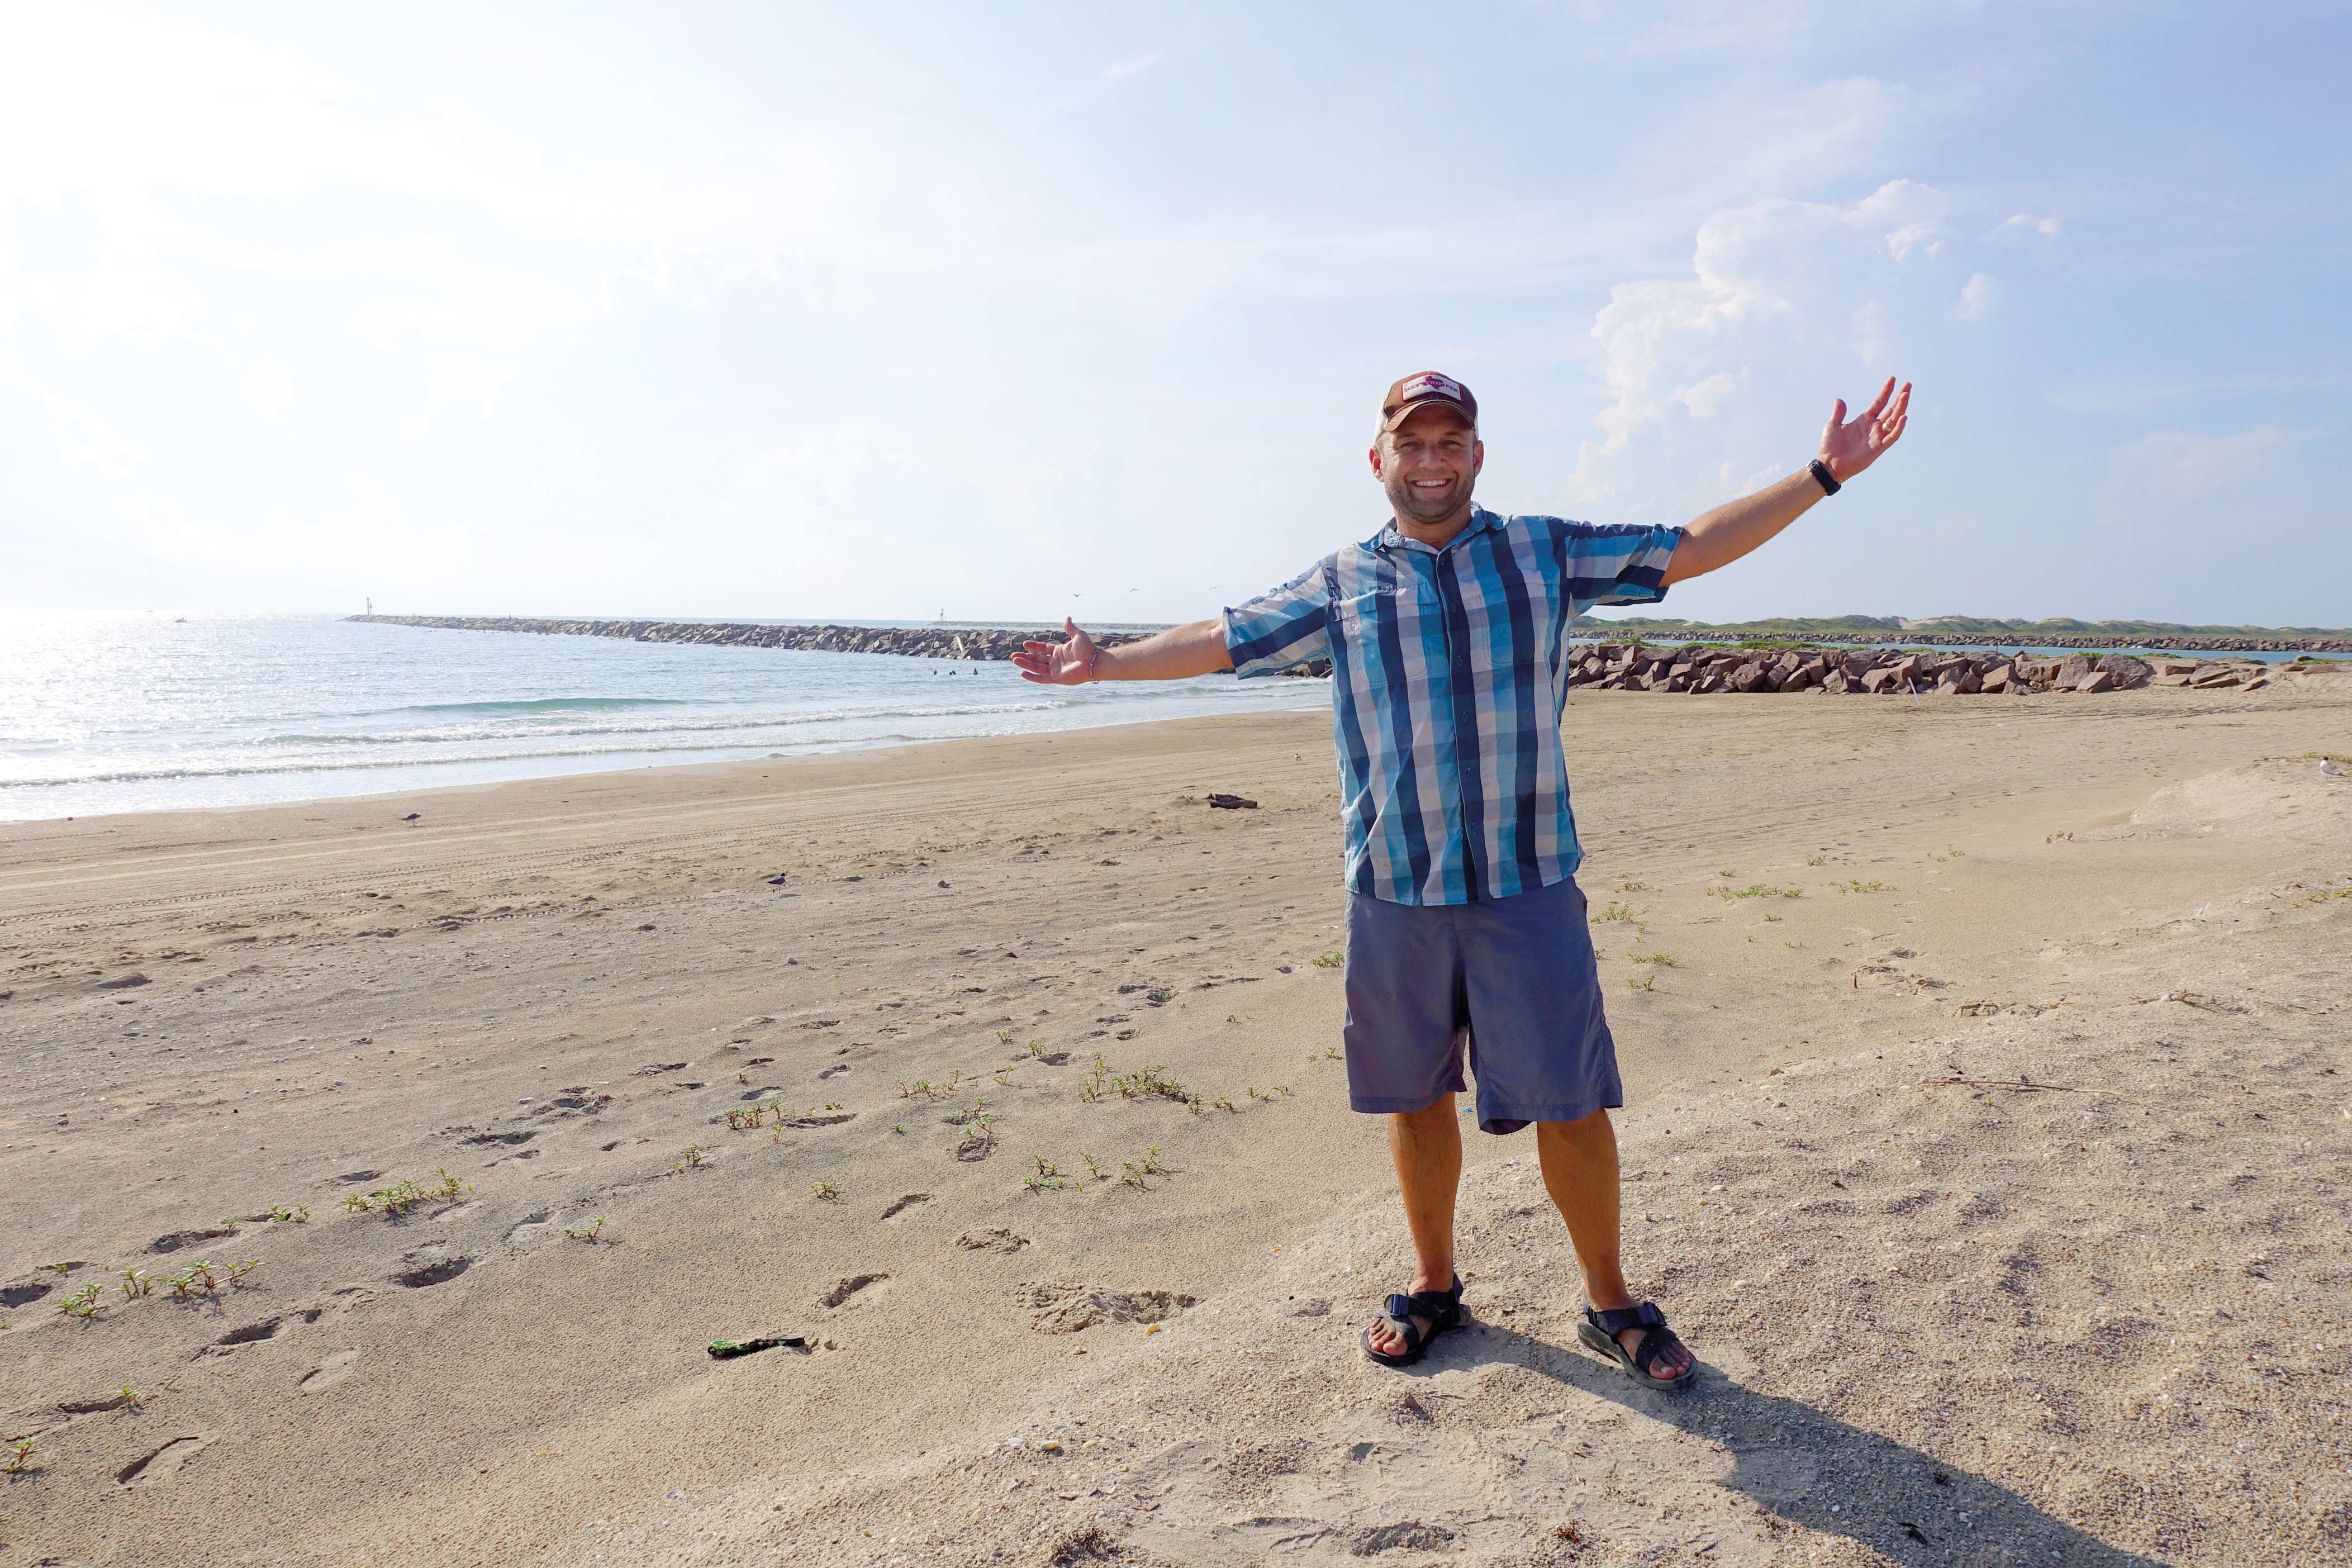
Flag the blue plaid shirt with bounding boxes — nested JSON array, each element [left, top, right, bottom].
[[1224, 506, 1681, 905]]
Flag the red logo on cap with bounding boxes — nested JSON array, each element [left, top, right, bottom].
[[1400, 373, 1461, 402]]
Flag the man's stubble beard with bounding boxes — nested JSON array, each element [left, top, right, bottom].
[[1384, 467, 1474, 528]]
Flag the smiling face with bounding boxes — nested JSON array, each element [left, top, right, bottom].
[[1370, 403, 1483, 531]]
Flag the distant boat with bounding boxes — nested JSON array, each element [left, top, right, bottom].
[[173, 617, 186, 623]]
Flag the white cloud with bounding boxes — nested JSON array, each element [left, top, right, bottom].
[[2096, 425, 2320, 511], [248, 360, 294, 420], [1885, 222, 1943, 263], [1566, 180, 1952, 498], [1995, 212, 2062, 239], [1625, 78, 1920, 197], [1673, 369, 1746, 419], [1957, 272, 1997, 318], [1, 352, 143, 470]]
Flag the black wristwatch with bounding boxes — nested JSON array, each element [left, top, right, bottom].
[[1808, 459, 1841, 496]]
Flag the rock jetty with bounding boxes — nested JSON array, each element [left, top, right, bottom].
[[1566, 644, 2310, 695], [348, 615, 1337, 676], [1616, 629, 2352, 654]]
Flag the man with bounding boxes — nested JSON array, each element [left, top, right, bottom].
[[1013, 370, 1911, 1388]]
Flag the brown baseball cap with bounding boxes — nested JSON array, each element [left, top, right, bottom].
[[1379, 370, 1478, 434]]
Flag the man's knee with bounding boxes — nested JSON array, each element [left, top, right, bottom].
[[1389, 1091, 1458, 1129]]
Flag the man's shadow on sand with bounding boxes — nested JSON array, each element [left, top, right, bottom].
[[1395, 1323, 2169, 1567]]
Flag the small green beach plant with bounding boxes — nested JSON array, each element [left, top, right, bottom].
[[1110, 1063, 1187, 1101], [1714, 882, 1802, 901]]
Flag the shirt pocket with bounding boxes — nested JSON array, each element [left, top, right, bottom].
[[1331, 585, 1389, 648], [1462, 599, 1559, 682]]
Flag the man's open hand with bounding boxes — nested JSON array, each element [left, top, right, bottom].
[[1818, 377, 1912, 483], [1013, 617, 1096, 686]]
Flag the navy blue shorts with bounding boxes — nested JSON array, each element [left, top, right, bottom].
[[1341, 875, 1623, 1135]]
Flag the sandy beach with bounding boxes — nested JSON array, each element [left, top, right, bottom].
[[3, 677, 2348, 1567]]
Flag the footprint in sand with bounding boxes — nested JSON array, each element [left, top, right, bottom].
[[819, 1274, 888, 1309], [198, 1318, 286, 1356], [146, 1226, 239, 1255], [117, 1434, 214, 1487], [300, 1350, 362, 1395], [1017, 1282, 1192, 1333], [956, 1227, 1030, 1254], [197, 1305, 329, 1357], [881, 1193, 932, 1220], [392, 1247, 472, 1288]]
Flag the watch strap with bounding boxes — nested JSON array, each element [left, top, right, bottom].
[[1808, 458, 1841, 496]]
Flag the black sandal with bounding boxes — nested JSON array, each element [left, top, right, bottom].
[[1577, 1301, 1695, 1390], [1361, 1275, 1465, 1368]]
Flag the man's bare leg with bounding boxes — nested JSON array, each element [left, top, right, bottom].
[[1536, 1108, 1693, 1378], [1363, 1092, 1462, 1357]]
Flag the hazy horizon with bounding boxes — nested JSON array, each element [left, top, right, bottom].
[[4, 3, 2345, 628]]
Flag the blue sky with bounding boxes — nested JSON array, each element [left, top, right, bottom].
[[2, 1, 2345, 627]]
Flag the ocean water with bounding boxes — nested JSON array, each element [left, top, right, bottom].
[[0, 612, 1329, 823]]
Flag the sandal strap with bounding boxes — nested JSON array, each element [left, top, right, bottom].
[[1586, 1300, 1666, 1336], [1627, 1323, 1684, 1377], [1403, 1283, 1462, 1318], [1377, 1294, 1427, 1355]]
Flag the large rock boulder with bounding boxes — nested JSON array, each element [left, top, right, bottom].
[[2101, 654, 2153, 689]]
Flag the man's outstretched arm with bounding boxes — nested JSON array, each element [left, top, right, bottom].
[[1013, 616, 1233, 686], [1660, 377, 1912, 586]]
